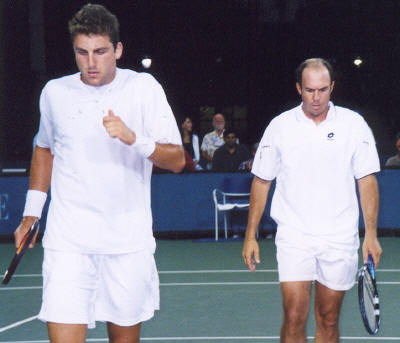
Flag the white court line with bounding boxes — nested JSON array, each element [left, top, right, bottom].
[[1, 281, 400, 291], [0, 286, 42, 291], [159, 269, 277, 274], [6, 268, 400, 278], [0, 315, 38, 333], [1, 336, 400, 342]]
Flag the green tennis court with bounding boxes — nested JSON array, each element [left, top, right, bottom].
[[0, 237, 399, 342]]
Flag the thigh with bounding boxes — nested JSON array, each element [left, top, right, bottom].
[[47, 323, 87, 343], [281, 281, 313, 316], [107, 322, 141, 343], [96, 250, 160, 326], [314, 281, 345, 319]]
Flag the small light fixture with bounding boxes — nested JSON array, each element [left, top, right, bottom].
[[141, 57, 152, 69], [353, 57, 363, 67]]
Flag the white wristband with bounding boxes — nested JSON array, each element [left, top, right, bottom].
[[23, 190, 47, 219], [134, 135, 156, 158]]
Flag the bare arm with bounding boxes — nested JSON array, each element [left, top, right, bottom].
[[149, 143, 185, 173], [358, 173, 382, 268], [201, 149, 213, 162], [242, 176, 272, 272], [14, 146, 53, 247]]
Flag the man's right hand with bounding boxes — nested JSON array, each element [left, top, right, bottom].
[[14, 216, 38, 249], [242, 238, 260, 272]]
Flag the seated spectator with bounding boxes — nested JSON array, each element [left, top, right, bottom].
[[181, 117, 202, 170], [201, 113, 226, 170], [239, 142, 259, 171], [212, 129, 251, 172], [385, 132, 400, 168]]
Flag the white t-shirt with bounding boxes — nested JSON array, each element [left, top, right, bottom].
[[252, 102, 380, 249], [36, 68, 182, 254]]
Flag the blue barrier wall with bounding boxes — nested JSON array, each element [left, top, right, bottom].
[[1, 170, 399, 236]]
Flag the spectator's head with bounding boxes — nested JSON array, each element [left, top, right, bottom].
[[295, 58, 335, 119], [69, 4, 123, 87], [223, 129, 237, 148], [212, 113, 225, 132], [181, 117, 193, 133]]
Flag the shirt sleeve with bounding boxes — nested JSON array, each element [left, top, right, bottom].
[[352, 117, 380, 179], [35, 83, 55, 154], [141, 74, 182, 146], [251, 120, 280, 181], [201, 133, 210, 152], [192, 134, 200, 162]]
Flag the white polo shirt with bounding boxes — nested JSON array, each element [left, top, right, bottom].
[[252, 102, 380, 248], [36, 68, 182, 254]]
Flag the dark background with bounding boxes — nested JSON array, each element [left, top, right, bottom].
[[1, 0, 400, 165]]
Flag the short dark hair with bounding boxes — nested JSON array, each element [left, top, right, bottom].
[[223, 129, 236, 139], [296, 58, 334, 85], [396, 132, 400, 143], [69, 3, 120, 49]]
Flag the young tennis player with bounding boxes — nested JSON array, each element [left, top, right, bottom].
[[242, 58, 382, 343], [13, 4, 185, 342]]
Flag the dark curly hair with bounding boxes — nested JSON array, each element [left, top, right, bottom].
[[68, 3, 120, 49]]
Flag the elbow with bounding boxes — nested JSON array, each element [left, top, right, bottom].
[[172, 157, 186, 174]]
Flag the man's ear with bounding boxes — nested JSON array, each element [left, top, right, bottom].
[[115, 42, 123, 60], [296, 82, 302, 95]]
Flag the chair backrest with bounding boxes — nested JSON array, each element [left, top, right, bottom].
[[222, 175, 253, 193]]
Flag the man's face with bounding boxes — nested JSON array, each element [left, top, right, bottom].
[[296, 66, 334, 119], [224, 133, 236, 148], [73, 34, 123, 87], [397, 139, 400, 152], [213, 114, 225, 131]]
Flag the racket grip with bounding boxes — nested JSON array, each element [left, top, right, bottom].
[[368, 254, 374, 267]]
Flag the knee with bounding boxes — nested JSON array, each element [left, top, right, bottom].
[[316, 310, 340, 330], [283, 306, 308, 329]]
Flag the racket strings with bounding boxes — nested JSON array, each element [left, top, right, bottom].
[[362, 269, 379, 330]]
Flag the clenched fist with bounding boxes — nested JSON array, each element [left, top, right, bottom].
[[103, 109, 136, 145]]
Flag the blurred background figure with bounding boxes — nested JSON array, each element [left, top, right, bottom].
[[212, 129, 250, 172], [181, 117, 202, 171], [239, 142, 259, 171], [385, 132, 400, 168], [201, 113, 226, 170]]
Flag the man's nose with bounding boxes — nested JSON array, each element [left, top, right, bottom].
[[88, 53, 96, 68]]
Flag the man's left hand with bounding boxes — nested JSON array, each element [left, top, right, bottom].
[[362, 234, 382, 269], [103, 110, 136, 145]]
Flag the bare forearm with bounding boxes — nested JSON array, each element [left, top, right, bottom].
[[149, 143, 185, 173], [201, 150, 212, 162], [358, 173, 382, 266], [29, 146, 53, 192], [358, 174, 379, 237], [245, 177, 271, 240]]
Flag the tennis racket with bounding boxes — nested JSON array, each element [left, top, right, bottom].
[[358, 254, 380, 335], [2, 220, 40, 285]]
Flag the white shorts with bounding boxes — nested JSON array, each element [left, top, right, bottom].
[[276, 234, 358, 291], [38, 249, 159, 328]]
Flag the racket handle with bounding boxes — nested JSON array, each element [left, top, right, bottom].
[[368, 254, 374, 267], [368, 254, 376, 279]]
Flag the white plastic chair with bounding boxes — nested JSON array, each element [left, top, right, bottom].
[[212, 189, 250, 241]]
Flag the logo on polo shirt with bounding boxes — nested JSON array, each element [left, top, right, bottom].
[[327, 132, 335, 140]]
